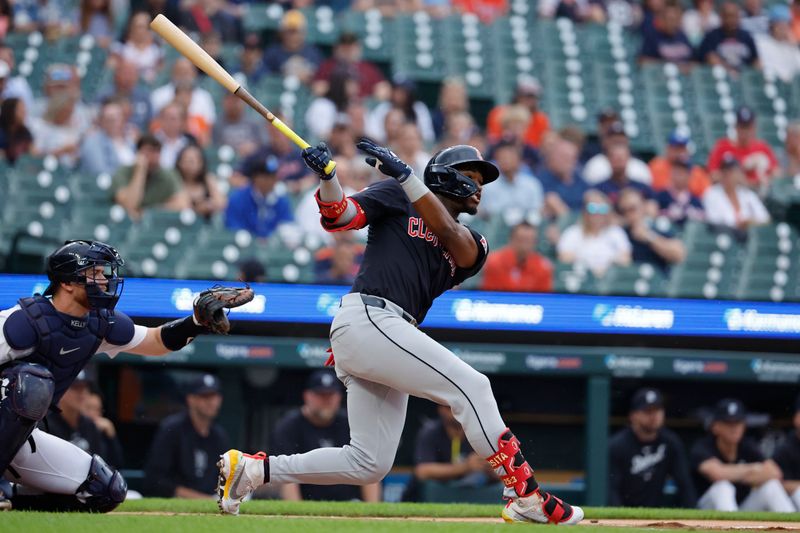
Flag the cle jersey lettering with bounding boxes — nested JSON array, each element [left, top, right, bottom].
[[407, 217, 456, 276]]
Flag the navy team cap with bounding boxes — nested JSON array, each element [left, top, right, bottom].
[[630, 388, 664, 412], [187, 374, 222, 396], [306, 369, 341, 393], [713, 398, 746, 423]]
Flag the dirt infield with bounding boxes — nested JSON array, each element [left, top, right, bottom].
[[113, 512, 800, 530]]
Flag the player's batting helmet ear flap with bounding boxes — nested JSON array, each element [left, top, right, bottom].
[[423, 145, 499, 199]]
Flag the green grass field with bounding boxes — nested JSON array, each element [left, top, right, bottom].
[[4, 499, 799, 533]]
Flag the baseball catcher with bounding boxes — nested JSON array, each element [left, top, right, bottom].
[[0, 240, 253, 512]]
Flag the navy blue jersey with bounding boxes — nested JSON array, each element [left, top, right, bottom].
[[349, 179, 488, 324]]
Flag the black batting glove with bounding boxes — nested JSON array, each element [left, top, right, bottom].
[[302, 142, 335, 179], [356, 138, 413, 183]]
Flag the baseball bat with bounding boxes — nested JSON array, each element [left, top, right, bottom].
[[149, 14, 336, 175]]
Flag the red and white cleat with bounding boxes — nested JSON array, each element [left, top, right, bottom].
[[502, 490, 584, 525]]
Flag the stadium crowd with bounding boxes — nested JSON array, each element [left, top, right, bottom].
[[1, 0, 799, 289]]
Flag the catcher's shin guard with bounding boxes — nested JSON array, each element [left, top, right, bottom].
[[487, 429, 538, 498]]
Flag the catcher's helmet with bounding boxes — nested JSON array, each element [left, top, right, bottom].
[[423, 145, 499, 199], [43, 240, 125, 310]]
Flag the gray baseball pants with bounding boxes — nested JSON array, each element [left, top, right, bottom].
[[269, 293, 507, 485]]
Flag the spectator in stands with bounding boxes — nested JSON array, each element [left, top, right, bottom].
[[773, 394, 800, 511], [597, 143, 657, 207], [111, 133, 190, 220], [306, 68, 359, 142], [558, 189, 632, 277], [111, 11, 163, 83], [641, 0, 666, 34], [618, 188, 686, 274], [538, 136, 589, 218], [366, 75, 435, 144], [29, 64, 91, 166], [707, 106, 779, 191], [488, 105, 540, 171], [584, 122, 653, 185], [234, 33, 265, 82], [44, 373, 117, 464], [697, 2, 760, 73], [691, 398, 794, 512], [650, 130, 711, 198], [152, 102, 196, 169], [179, 0, 241, 42], [144, 374, 231, 499], [76, 0, 114, 48], [480, 221, 553, 292], [740, 0, 769, 36], [0, 0, 10, 38], [783, 122, 800, 178], [431, 77, 469, 140], [793, 0, 800, 42], [225, 150, 294, 237], [238, 257, 266, 283], [392, 122, 431, 178], [755, 5, 800, 84], [175, 144, 226, 220], [96, 61, 152, 132], [703, 154, 770, 230], [151, 58, 216, 130], [452, 0, 508, 23], [272, 370, 380, 502], [538, 0, 605, 23], [313, 32, 389, 100], [682, 0, 720, 46], [80, 99, 136, 176], [582, 107, 620, 163], [410, 405, 499, 500], [262, 10, 323, 84], [437, 111, 479, 153], [82, 385, 124, 469], [212, 91, 268, 158], [0, 44, 33, 111], [487, 78, 549, 148], [480, 139, 544, 218], [656, 159, 705, 225], [640, 2, 695, 67], [0, 97, 32, 164], [314, 232, 365, 285], [609, 388, 696, 508]]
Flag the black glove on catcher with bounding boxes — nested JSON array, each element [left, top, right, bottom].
[[356, 138, 413, 182], [302, 142, 336, 179], [193, 285, 255, 334], [160, 286, 255, 350]]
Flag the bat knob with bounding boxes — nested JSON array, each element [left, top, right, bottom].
[[323, 160, 337, 175]]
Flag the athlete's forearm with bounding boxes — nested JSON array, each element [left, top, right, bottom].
[[316, 174, 357, 227], [412, 192, 477, 268], [318, 174, 344, 203]]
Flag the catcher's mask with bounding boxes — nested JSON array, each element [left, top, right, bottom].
[[43, 240, 125, 310], [423, 145, 499, 200]]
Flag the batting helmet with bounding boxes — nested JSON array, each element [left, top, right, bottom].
[[423, 145, 499, 199], [43, 240, 125, 310]]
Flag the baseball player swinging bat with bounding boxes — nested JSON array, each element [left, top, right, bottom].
[[149, 14, 336, 175]]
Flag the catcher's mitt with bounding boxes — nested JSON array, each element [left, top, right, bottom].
[[193, 285, 255, 335]]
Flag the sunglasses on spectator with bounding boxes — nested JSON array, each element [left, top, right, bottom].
[[585, 202, 610, 215]]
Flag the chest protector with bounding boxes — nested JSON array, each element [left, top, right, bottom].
[[16, 296, 111, 403]]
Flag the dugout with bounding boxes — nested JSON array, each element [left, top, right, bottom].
[[96, 326, 800, 506]]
